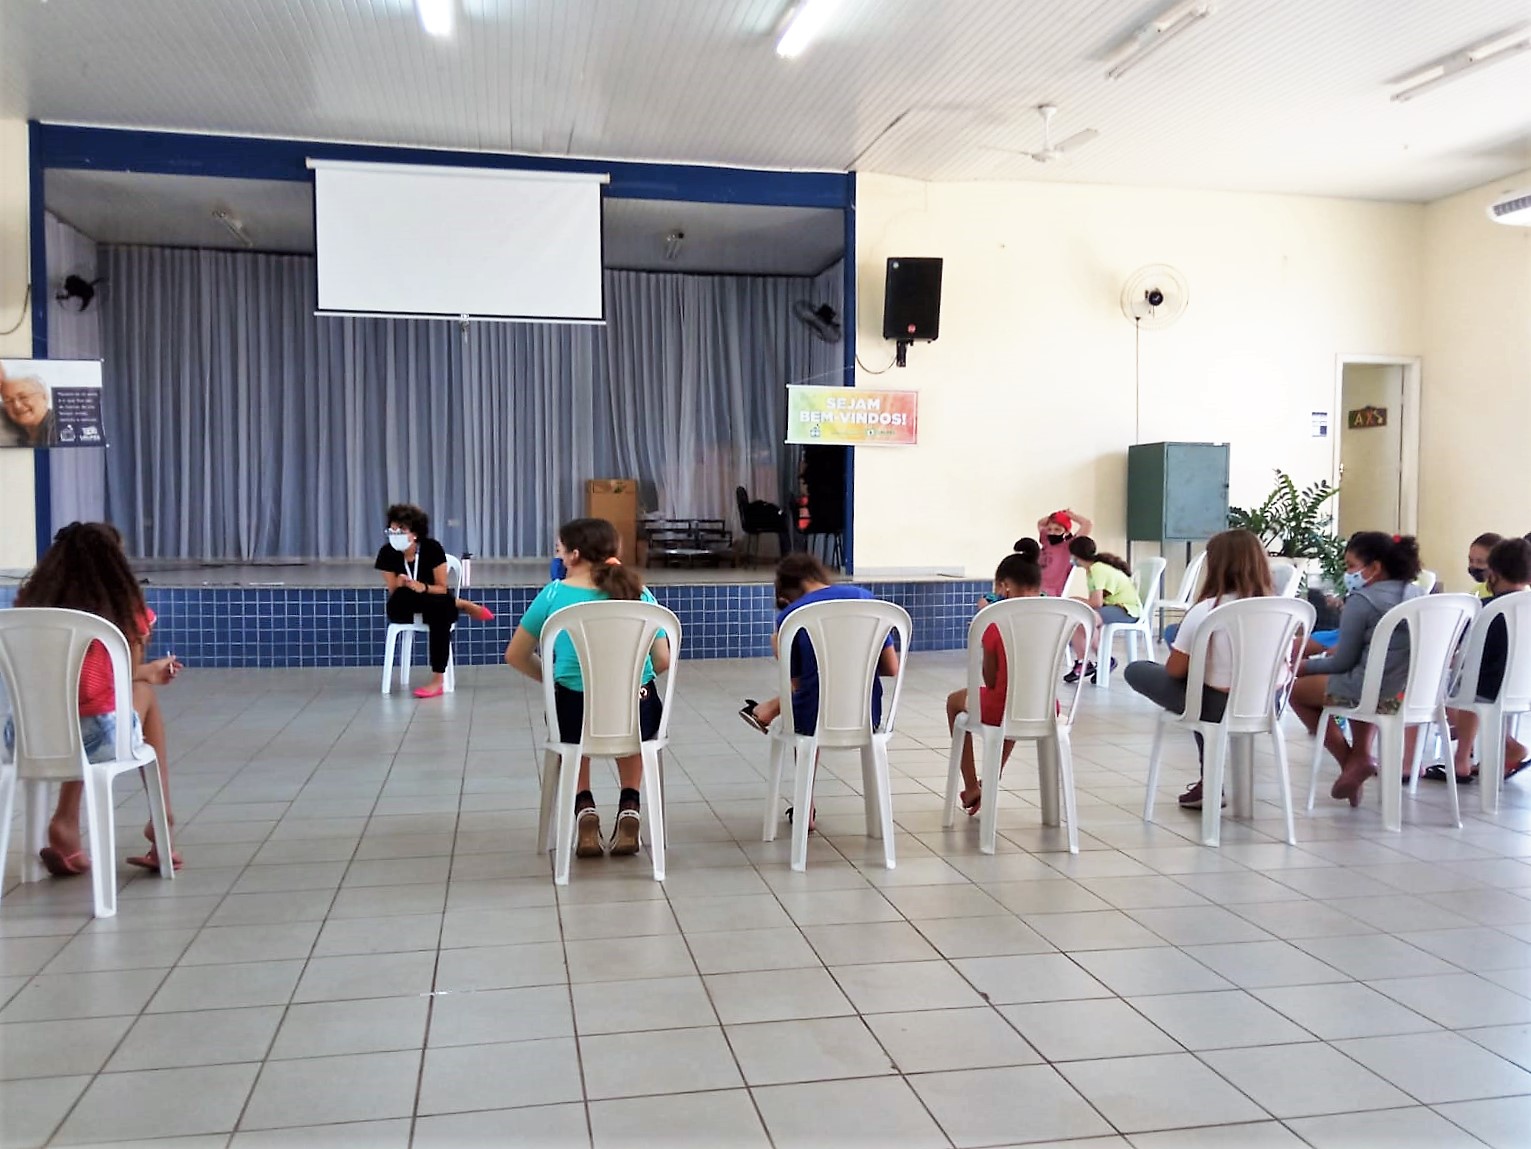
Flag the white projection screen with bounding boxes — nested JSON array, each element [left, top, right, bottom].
[[307, 160, 607, 322]]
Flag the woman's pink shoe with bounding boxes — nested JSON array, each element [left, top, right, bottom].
[[413, 684, 446, 699], [462, 603, 494, 622]]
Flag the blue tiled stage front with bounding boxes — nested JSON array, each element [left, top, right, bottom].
[[0, 580, 992, 667]]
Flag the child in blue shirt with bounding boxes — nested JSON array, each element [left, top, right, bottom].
[[505, 518, 670, 860]]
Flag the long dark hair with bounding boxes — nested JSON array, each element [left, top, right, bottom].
[[1347, 531, 1422, 582], [1011, 538, 1041, 563], [775, 553, 833, 606], [995, 554, 1042, 591], [558, 517, 644, 600], [1199, 529, 1273, 602], [15, 522, 148, 646], [1067, 536, 1131, 577]]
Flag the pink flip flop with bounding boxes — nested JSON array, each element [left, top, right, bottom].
[[39, 847, 90, 877], [413, 684, 446, 699]]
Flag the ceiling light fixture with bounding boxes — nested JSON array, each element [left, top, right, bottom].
[[1390, 25, 1531, 102], [776, 0, 836, 59], [1105, 1, 1215, 81], [416, 0, 455, 39], [212, 210, 255, 249]]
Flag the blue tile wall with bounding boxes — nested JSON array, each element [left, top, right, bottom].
[[0, 579, 991, 667]]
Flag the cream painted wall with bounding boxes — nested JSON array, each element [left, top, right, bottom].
[[0, 118, 36, 570], [1336, 364, 1403, 539], [1420, 168, 1531, 592], [851, 173, 1424, 577]]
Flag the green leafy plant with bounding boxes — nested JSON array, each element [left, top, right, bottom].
[[1228, 470, 1347, 590]]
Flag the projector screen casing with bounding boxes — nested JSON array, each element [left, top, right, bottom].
[[308, 160, 607, 323]]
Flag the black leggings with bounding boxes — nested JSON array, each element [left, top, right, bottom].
[[387, 588, 460, 673]]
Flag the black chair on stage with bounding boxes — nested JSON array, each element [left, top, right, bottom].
[[735, 487, 792, 565]]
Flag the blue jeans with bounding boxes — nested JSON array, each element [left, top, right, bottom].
[[4, 711, 143, 764]]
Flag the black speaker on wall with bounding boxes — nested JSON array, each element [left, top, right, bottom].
[[882, 257, 943, 342]]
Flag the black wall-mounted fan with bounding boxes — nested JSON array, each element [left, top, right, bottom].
[[793, 300, 843, 343], [55, 274, 103, 313]]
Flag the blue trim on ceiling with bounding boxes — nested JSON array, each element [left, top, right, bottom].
[[32, 123, 854, 209]]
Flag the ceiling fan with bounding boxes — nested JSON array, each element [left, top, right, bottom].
[[982, 104, 1099, 164]]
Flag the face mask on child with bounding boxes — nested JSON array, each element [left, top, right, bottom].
[[1342, 570, 1366, 594], [1468, 566, 1488, 583], [1046, 533, 1066, 545], [387, 531, 411, 552]]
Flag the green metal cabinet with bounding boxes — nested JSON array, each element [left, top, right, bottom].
[[1127, 442, 1230, 542]]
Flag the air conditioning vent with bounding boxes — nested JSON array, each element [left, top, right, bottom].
[[1487, 190, 1531, 226]]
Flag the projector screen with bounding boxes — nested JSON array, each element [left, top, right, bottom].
[[308, 160, 607, 322]]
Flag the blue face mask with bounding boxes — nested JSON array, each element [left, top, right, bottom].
[[1342, 570, 1366, 594]]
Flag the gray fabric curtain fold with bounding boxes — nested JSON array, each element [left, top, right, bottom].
[[100, 245, 843, 559]]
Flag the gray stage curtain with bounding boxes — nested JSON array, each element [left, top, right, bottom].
[[100, 246, 843, 559], [45, 212, 108, 527]]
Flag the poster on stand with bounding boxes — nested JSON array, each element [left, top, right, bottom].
[[786, 386, 919, 447], [0, 359, 105, 449]]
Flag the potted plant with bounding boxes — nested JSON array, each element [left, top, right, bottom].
[[1228, 470, 1347, 591]]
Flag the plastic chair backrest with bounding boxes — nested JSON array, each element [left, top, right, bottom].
[[967, 597, 1096, 738], [1134, 557, 1168, 616], [776, 598, 911, 750], [1449, 589, 1531, 713], [1354, 594, 1478, 722], [1416, 570, 1438, 595], [1168, 552, 1207, 609], [1269, 561, 1302, 598], [1183, 597, 1315, 731], [1060, 564, 1088, 601], [0, 608, 137, 780], [540, 600, 681, 758]]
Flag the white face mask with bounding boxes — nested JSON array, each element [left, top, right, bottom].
[[387, 531, 411, 552]]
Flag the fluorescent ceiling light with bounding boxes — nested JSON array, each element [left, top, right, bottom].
[[416, 0, 455, 38], [211, 210, 254, 249], [1487, 191, 1531, 226], [1106, 2, 1214, 81], [1391, 27, 1531, 102], [776, 0, 836, 59]]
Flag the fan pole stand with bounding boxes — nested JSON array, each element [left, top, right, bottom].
[[894, 339, 911, 368]]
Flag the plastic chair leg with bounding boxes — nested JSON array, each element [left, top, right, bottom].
[[1037, 737, 1061, 828], [1305, 707, 1333, 812], [789, 738, 818, 873], [641, 743, 666, 882], [399, 632, 414, 691], [1201, 727, 1230, 847], [1143, 712, 1168, 822], [763, 734, 790, 842], [444, 643, 456, 694], [863, 741, 896, 869], [22, 779, 50, 884], [942, 714, 969, 828], [0, 765, 15, 903], [1270, 726, 1297, 845], [537, 748, 560, 852], [1096, 629, 1116, 689], [860, 748, 882, 842], [1376, 720, 1404, 833], [381, 629, 397, 695], [551, 745, 582, 886], [976, 726, 1005, 855], [1055, 733, 1080, 855], [142, 759, 175, 881], [84, 768, 117, 918], [1477, 704, 1505, 816]]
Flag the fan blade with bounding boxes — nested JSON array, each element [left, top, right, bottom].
[[977, 144, 1042, 160], [1055, 128, 1099, 153]]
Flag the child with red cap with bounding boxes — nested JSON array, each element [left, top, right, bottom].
[[1035, 507, 1092, 598]]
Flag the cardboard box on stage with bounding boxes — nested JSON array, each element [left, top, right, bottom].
[[585, 478, 640, 563]]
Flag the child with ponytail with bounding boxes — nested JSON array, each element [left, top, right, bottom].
[[1065, 536, 1142, 683], [505, 518, 671, 859]]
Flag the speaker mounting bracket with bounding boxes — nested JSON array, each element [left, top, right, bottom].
[[894, 339, 912, 368]]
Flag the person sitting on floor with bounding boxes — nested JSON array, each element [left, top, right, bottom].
[[1427, 536, 1531, 785], [1288, 531, 1424, 807], [504, 517, 671, 859], [948, 553, 1043, 816], [5, 522, 183, 875], [375, 503, 494, 699], [1124, 529, 1275, 811]]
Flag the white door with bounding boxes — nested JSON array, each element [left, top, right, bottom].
[[1338, 363, 1405, 539]]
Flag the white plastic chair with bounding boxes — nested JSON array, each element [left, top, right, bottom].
[[0, 608, 174, 918], [761, 599, 911, 872], [536, 599, 681, 885], [1096, 557, 1167, 689], [1416, 570, 1438, 595], [1060, 563, 1089, 602], [1269, 560, 1303, 598], [1156, 551, 1207, 640], [1426, 590, 1531, 815], [1144, 597, 1315, 846], [1305, 594, 1478, 832], [942, 598, 1095, 855], [380, 553, 463, 694]]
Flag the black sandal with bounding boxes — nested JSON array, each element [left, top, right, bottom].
[[1505, 760, 1530, 782], [738, 699, 769, 735], [1421, 763, 1475, 785]]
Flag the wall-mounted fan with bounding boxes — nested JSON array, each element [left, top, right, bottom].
[[793, 300, 843, 343], [982, 104, 1100, 164], [55, 274, 103, 313], [1119, 264, 1189, 329]]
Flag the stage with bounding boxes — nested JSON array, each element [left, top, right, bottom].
[[0, 558, 988, 668]]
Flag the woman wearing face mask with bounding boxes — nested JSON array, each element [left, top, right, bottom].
[[1289, 531, 1425, 804], [1467, 532, 1502, 599], [1036, 508, 1092, 598], [375, 503, 494, 699]]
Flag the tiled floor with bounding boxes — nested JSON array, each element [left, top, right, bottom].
[[5, 655, 1531, 1147]]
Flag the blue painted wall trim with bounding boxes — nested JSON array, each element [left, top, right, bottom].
[[842, 171, 857, 573], [28, 120, 51, 559], [32, 123, 854, 209]]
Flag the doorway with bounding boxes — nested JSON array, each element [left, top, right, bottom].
[[1334, 356, 1421, 539]]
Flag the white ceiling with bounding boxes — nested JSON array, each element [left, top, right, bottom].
[[4, 0, 1530, 202], [45, 169, 846, 275]]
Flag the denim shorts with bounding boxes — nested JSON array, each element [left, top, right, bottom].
[[1099, 604, 1139, 625], [3, 711, 144, 764]]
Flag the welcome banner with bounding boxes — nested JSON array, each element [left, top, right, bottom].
[[786, 386, 919, 447]]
